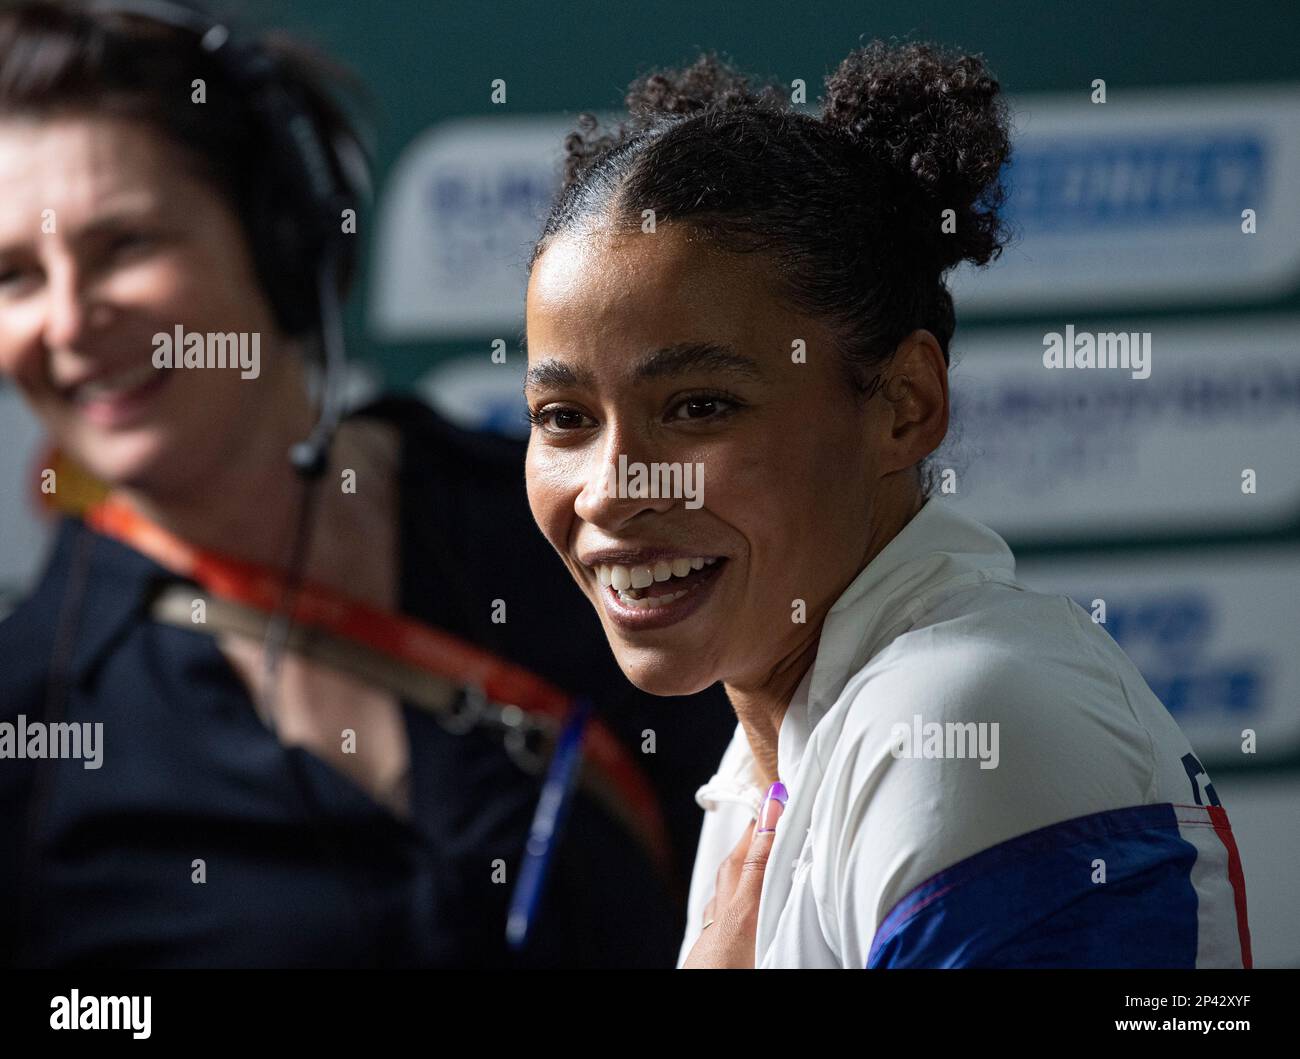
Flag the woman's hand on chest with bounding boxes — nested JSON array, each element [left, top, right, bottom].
[[683, 782, 788, 968]]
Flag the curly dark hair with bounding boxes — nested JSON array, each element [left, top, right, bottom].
[[530, 40, 1013, 414]]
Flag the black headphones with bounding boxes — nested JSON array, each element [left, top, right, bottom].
[[89, 0, 370, 476]]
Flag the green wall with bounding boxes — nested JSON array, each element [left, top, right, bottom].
[[247, 0, 1300, 387]]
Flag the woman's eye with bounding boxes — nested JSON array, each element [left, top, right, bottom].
[[529, 405, 596, 431], [669, 395, 736, 421], [109, 232, 151, 256], [0, 264, 36, 293], [98, 231, 158, 267]]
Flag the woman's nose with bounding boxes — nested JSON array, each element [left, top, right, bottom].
[[573, 429, 679, 530], [42, 265, 111, 351]]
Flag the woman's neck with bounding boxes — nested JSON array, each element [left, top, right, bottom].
[[725, 631, 822, 789], [111, 386, 400, 608], [118, 394, 316, 570], [724, 485, 926, 789]]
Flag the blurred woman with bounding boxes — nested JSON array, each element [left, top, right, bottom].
[[0, 0, 721, 967], [523, 42, 1252, 968]]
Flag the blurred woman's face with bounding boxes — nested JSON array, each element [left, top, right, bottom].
[[524, 224, 889, 697], [0, 115, 288, 495]]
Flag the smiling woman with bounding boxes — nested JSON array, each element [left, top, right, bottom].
[[523, 41, 1253, 969], [0, 115, 291, 482]]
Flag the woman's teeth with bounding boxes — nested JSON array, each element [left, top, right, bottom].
[[595, 557, 719, 607], [75, 363, 157, 402]]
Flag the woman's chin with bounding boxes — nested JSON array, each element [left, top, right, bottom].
[[613, 648, 718, 698], [65, 427, 170, 492]]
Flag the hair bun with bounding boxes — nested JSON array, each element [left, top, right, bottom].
[[821, 39, 1012, 269]]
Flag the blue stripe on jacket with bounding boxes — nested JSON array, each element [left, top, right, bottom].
[[867, 804, 1201, 968]]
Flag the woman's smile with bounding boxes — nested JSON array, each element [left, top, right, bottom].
[[62, 360, 172, 429], [584, 551, 729, 631]]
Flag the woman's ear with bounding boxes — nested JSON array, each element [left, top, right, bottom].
[[877, 329, 949, 476]]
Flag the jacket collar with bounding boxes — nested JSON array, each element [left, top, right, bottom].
[[697, 499, 1019, 811], [43, 516, 174, 687]]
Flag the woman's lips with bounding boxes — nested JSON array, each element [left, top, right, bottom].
[[595, 558, 727, 632], [69, 365, 170, 429]]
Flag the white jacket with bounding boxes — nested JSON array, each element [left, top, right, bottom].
[[677, 498, 1251, 968]]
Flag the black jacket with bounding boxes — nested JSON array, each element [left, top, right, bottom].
[[0, 395, 734, 967]]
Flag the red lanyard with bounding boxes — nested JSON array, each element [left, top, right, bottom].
[[80, 495, 671, 874], [87, 498, 573, 718]]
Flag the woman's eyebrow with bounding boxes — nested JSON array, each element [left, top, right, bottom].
[[525, 360, 591, 392], [0, 199, 154, 257], [633, 342, 763, 381], [524, 342, 762, 394]]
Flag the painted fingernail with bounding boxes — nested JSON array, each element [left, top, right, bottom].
[[756, 781, 788, 833]]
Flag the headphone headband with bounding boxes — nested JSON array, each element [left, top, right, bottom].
[[88, 0, 366, 337]]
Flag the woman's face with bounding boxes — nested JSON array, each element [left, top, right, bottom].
[[525, 223, 898, 697], [0, 114, 289, 495]]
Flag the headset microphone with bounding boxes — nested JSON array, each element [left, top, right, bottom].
[[288, 245, 346, 479]]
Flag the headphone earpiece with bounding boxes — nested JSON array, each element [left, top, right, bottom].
[[89, 0, 366, 338]]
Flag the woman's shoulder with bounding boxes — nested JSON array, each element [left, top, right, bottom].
[[0, 517, 83, 631], [806, 583, 1161, 891], [0, 519, 88, 714], [843, 581, 1142, 732], [820, 597, 1157, 814], [0, 510, 197, 721]]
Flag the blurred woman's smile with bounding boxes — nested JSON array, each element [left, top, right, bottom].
[[62, 360, 172, 428]]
